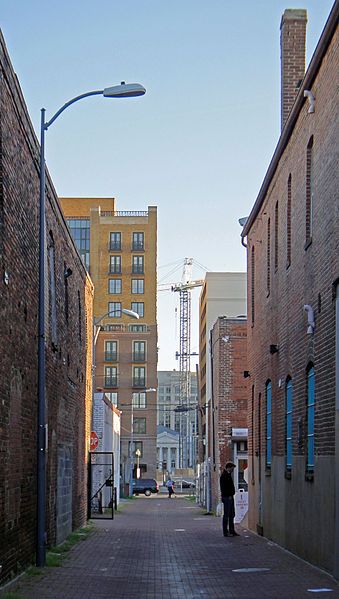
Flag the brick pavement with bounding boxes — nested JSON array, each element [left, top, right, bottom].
[[1, 496, 339, 599]]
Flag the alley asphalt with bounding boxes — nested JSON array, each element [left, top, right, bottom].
[[2, 495, 339, 599]]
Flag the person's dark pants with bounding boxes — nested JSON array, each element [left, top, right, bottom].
[[222, 496, 235, 535]]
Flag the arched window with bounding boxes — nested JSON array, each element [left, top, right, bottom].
[[267, 218, 271, 296], [306, 136, 314, 245], [306, 365, 315, 472], [285, 378, 293, 470], [251, 246, 255, 325], [274, 201, 279, 271], [266, 381, 272, 468], [286, 174, 292, 267]]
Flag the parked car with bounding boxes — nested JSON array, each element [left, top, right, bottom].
[[181, 480, 196, 489], [132, 478, 159, 497]]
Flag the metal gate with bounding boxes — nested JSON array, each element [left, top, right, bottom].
[[88, 452, 115, 519]]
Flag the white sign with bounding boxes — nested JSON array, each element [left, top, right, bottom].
[[232, 428, 248, 438], [234, 490, 248, 523]]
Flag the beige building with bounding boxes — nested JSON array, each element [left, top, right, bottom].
[[60, 197, 158, 485], [198, 272, 246, 509]]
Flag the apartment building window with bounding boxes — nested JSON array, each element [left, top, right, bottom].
[[130, 441, 143, 458], [132, 232, 144, 251], [266, 381, 272, 469], [267, 218, 271, 296], [133, 366, 145, 388], [133, 341, 146, 362], [164, 412, 171, 428], [108, 302, 121, 317], [109, 279, 122, 294], [131, 279, 144, 294], [67, 218, 90, 270], [131, 302, 144, 318], [286, 174, 292, 267], [109, 232, 121, 251], [105, 366, 118, 387], [251, 246, 255, 325], [132, 255, 144, 274], [105, 341, 117, 362], [133, 417, 146, 434], [133, 392, 146, 408], [106, 392, 118, 406], [109, 255, 121, 274], [129, 324, 147, 333], [285, 378, 293, 471], [305, 136, 314, 246], [175, 413, 180, 432], [307, 365, 315, 473], [274, 201, 279, 271]]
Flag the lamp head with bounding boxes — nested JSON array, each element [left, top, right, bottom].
[[103, 82, 146, 98], [121, 308, 140, 319]]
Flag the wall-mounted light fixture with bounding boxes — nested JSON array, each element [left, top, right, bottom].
[[269, 344, 279, 354], [64, 267, 73, 278], [243, 371, 251, 378]]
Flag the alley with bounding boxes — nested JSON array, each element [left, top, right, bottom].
[[3, 496, 339, 599]]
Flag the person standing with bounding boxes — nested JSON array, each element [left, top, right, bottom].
[[166, 478, 175, 498], [220, 462, 239, 537]]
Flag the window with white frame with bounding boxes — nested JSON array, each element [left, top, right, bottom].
[[109, 279, 122, 294], [131, 279, 144, 294]]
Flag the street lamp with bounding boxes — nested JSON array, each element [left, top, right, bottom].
[[135, 449, 141, 479], [37, 82, 146, 567], [128, 388, 156, 497]]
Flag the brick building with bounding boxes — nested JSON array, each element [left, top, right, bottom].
[[241, 4, 339, 575], [0, 31, 93, 582], [60, 198, 158, 485], [198, 272, 246, 509], [210, 317, 248, 512]]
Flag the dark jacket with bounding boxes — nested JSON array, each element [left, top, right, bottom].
[[220, 470, 235, 498]]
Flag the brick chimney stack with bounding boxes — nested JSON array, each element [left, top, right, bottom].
[[280, 9, 307, 131]]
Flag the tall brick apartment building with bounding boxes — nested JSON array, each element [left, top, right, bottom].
[[0, 32, 93, 582], [241, 4, 339, 575], [60, 198, 158, 485], [210, 317, 248, 512]]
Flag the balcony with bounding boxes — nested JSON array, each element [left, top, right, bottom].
[[133, 378, 145, 388], [132, 242, 144, 251], [133, 353, 146, 363], [109, 242, 121, 251], [132, 266, 144, 275], [105, 352, 118, 362], [104, 377, 118, 388], [109, 267, 122, 275]]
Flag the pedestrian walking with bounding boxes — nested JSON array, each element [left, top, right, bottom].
[[166, 478, 175, 498], [220, 461, 239, 537]]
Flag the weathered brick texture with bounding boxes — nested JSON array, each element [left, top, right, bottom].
[[244, 7, 338, 573], [0, 30, 93, 582], [210, 317, 248, 511]]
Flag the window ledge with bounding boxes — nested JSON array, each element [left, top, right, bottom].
[[304, 237, 313, 251]]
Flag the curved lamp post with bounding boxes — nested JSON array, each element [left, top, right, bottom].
[[37, 82, 146, 567]]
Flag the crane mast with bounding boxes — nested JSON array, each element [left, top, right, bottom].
[[172, 258, 203, 468]]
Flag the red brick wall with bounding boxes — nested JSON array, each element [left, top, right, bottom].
[[210, 318, 248, 511], [0, 31, 93, 582], [280, 9, 307, 130], [245, 22, 338, 571]]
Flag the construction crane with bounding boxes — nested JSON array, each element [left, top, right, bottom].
[[159, 258, 203, 468]]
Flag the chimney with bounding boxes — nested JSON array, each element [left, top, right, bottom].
[[280, 9, 307, 131]]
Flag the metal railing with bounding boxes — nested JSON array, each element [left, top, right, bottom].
[[105, 352, 118, 362], [101, 211, 148, 217], [104, 377, 118, 388], [109, 242, 121, 251], [131, 242, 144, 251], [132, 379, 146, 388]]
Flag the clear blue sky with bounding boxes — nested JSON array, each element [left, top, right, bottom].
[[1, 0, 334, 369]]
